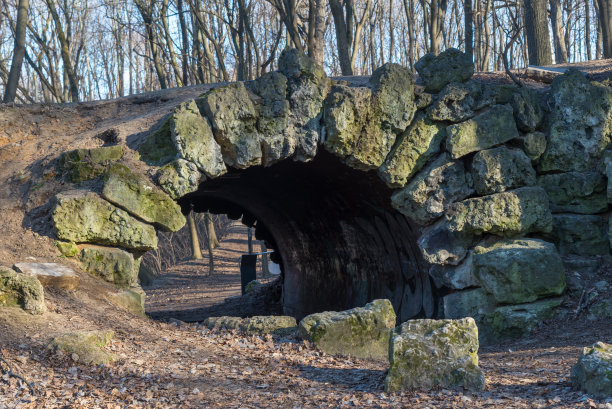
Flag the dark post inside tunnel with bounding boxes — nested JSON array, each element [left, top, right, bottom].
[[178, 150, 434, 322]]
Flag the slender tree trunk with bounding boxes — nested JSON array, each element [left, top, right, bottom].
[[586, 0, 592, 60], [3, 0, 29, 103], [203, 213, 214, 274], [329, 0, 353, 75], [524, 0, 553, 65], [188, 210, 203, 260], [550, 0, 568, 63], [596, 0, 612, 58], [307, 0, 326, 65], [177, 0, 189, 86], [260, 242, 270, 278], [464, 0, 473, 61], [205, 212, 219, 249]]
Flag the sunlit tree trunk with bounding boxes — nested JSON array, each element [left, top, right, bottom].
[[187, 210, 202, 260], [524, 0, 553, 65], [3, 0, 29, 103]]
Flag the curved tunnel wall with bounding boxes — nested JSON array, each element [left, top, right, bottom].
[[182, 150, 431, 321]]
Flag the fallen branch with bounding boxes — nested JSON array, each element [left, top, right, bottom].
[[0, 357, 37, 396]]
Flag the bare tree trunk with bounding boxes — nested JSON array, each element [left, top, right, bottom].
[[596, 0, 612, 58], [464, 0, 473, 60], [205, 212, 219, 249], [307, 0, 326, 65], [177, 0, 189, 85], [247, 227, 253, 254], [524, 0, 553, 65], [260, 242, 270, 278], [203, 213, 214, 274], [3, 0, 29, 103], [188, 210, 203, 260], [550, 0, 568, 63], [586, 0, 592, 60], [329, 0, 354, 75]]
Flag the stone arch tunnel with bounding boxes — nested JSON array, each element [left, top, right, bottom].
[[50, 48, 612, 336]]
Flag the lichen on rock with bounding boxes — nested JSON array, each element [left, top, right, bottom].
[[537, 172, 608, 214], [48, 330, 115, 365], [571, 341, 612, 399], [298, 299, 396, 360], [415, 48, 475, 92], [59, 145, 125, 183], [203, 315, 298, 336], [157, 159, 203, 200], [385, 318, 485, 392], [0, 267, 46, 314], [551, 214, 610, 256], [471, 146, 536, 195], [80, 246, 137, 288]]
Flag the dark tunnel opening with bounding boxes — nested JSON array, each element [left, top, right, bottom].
[[178, 150, 434, 321]]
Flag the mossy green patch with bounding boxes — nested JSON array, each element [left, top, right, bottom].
[[48, 330, 116, 365], [137, 118, 178, 166]]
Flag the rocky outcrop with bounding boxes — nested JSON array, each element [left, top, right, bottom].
[[516, 132, 547, 161], [472, 239, 566, 304], [0, 267, 46, 314], [52, 191, 157, 251], [13, 262, 80, 291], [385, 318, 485, 392], [417, 220, 474, 265], [445, 187, 553, 237], [298, 299, 396, 360], [59, 145, 125, 183], [571, 342, 612, 399], [537, 172, 608, 214], [102, 163, 185, 232], [415, 48, 475, 92], [471, 147, 536, 195], [157, 159, 203, 199], [446, 104, 519, 159], [552, 214, 610, 256], [429, 251, 478, 290], [80, 246, 137, 287], [55, 241, 78, 257]]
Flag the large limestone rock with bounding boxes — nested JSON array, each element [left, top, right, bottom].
[[137, 118, 178, 166], [427, 81, 496, 123], [204, 316, 298, 336], [472, 239, 566, 304], [446, 104, 519, 159], [198, 83, 262, 168], [108, 288, 145, 316], [539, 69, 612, 173], [483, 298, 562, 342], [429, 251, 478, 290], [0, 267, 45, 314], [415, 48, 475, 92], [59, 145, 125, 183], [170, 100, 226, 177], [516, 131, 547, 161], [571, 342, 612, 399], [52, 191, 157, 251], [278, 48, 330, 161], [378, 113, 446, 187], [48, 330, 115, 365], [552, 214, 610, 256], [471, 147, 536, 195], [13, 262, 79, 290], [369, 63, 416, 133], [385, 318, 485, 392], [417, 219, 474, 265], [537, 172, 608, 214], [249, 72, 295, 165], [391, 153, 473, 225], [102, 163, 185, 232], [443, 288, 496, 320], [445, 187, 553, 237], [507, 87, 544, 132], [80, 246, 136, 288], [156, 159, 203, 200], [298, 299, 396, 360]]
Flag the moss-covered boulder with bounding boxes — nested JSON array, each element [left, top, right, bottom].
[[516, 131, 547, 161], [55, 241, 78, 257], [429, 251, 478, 290], [417, 219, 474, 265], [0, 267, 45, 314], [427, 81, 495, 123], [552, 214, 610, 256], [203, 316, 298, 336], [298, 299, 396, 360], [446, 104, 519, 159], [415, 48, 475, 92], [537, 172, 608, 214], [483, 298, 562, 342], [391, 153, 473, 225], [571, 342, 612, 399], [445, 187, 553, 237], [249, 72, 295, 165], [157, 159, 203, 200], [472, 147, 536, 195], [59, 145, 125, 183], [378, 113, 446, 187], [108, 288, 145, 315], [443, 288, 496, 321], [197, 83, 262, 168], [13, 262, 80, 291], [369, 63, 416, 133], [80, 246, 136, 288], [539, 69, 612, 173], [52, 191, 157, 251], [278, 48, 330, 161], [102, 163, 185, 232], [170, 100, 227, 177], [137, 118, 178, 166], [385, 318, 485, 392], [48, 330, 115, 365], [473, 239, 566, 304]]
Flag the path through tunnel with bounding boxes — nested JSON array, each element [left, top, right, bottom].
[[179, 150, 433, 322]]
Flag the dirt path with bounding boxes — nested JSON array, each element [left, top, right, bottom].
[[145, 222, 278, 321]]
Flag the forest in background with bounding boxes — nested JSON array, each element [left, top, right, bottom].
[[0, 0, 611, 104]]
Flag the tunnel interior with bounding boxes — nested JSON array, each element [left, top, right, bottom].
[[178, 150, 434, 321]]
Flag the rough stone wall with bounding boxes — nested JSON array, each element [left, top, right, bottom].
[[48, 48, 612, 335]]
